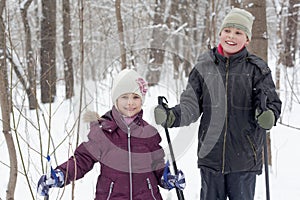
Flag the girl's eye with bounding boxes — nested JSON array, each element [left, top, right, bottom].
[[121, 95, 129, 99], [133, 95, 141, 99]]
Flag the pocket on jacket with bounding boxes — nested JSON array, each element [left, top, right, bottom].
[[106, 181, 114, 200], [146, 178, 158, 200], [246, 135, 258, 164]]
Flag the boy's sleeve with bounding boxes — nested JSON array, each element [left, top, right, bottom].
[[253, 63, 282, 123], [171, 67, 203, 127]]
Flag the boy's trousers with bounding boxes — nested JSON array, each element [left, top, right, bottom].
[[200, 168, 256, 200]]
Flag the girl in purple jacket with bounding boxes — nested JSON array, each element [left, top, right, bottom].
[[37, 69, 185, 199]]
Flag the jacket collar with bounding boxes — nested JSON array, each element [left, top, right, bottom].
[[100, 106, 144, 134], [213, 46, 249, 66]]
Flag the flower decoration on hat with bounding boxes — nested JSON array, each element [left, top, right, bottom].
[[136, 78, 148, 96]]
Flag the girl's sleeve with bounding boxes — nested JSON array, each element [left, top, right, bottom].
[[56, 123, 101, 185], [55, 143, 98, 185], [148, 133, 166, 183]]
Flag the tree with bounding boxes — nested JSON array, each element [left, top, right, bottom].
[[283, 0, 298, 68], [20, 0, 38, 109], [0, 0, 18, 199], [40, 0, 57, 103], [146, 0, 167, 86], [63, 0, 74, 99], [115, 0, 127, 70]]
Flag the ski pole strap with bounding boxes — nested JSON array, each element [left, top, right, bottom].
[[47, 155, 59, 184]]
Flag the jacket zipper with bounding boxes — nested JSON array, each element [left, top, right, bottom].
[[106, 181, 114, 200], [127, 126, 133, 200], [146, 178, 157, 200], [222, 58, 230, 173]]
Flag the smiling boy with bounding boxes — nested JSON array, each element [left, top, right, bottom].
[[154, 8, 282, 200]]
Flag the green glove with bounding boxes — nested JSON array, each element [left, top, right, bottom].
[[154, 105, 176, 128], [256, 109, 275, 130]]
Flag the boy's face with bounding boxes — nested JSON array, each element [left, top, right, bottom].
[[219, 27, 249, 57], [116, 93, 142, 117]]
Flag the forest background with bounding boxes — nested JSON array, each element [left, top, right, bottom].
[[0, 0, 299, 199]]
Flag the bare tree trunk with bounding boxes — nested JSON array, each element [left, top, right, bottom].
[[202, 2, 210, 48], [246, 2, 268, 60], [41, 0, 57, 103], [167, 0, 180, 79], [115, 0, 127, 70], [146, 0, 166, 86], [270, 0, 284, 103], [20, 0, 37, 110], [283, 0, 298, 68], [203, 0, 225, 48], [180, 0, 192, 77], [192, 0, 199, 57], [0, 1, 18, 199], [63, 0, 74, 99]]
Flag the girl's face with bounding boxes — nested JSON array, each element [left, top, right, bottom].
[[219, 27, 249, 57], [116, 93, 142, 117]]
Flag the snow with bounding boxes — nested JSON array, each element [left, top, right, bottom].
[[0, 71, 300, 200]]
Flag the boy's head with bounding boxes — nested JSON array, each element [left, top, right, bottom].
[[111, 68, 148, 106], [219, 8, 254, 40]]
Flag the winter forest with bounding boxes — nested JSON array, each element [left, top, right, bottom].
[[0, 0, 299, 199]]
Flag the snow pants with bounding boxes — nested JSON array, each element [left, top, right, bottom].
[[200, 168, 257, 200]]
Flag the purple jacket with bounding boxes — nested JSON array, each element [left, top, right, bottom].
[[57, 107, 166, 200]]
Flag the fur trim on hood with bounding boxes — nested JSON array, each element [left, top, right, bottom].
[[82, 110, 102, 123]]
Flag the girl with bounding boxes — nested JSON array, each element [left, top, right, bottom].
[[37, 69, 185, 199]]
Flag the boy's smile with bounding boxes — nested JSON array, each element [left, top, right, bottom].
[[219, 27, 249, 57]]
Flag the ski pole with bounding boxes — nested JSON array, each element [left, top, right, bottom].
[[263, 132, 270, 200], [158, 96, 185, 200], [259, 94, 271, 200]]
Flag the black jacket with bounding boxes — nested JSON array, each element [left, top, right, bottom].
[[171, 47, 281, 174]]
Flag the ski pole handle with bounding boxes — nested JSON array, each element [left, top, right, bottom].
[[47, 155, 58, 184], [158, 96, 170, 129], [158, 96, 168, 108]]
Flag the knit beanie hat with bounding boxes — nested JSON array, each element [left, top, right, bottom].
[[111, 69, 148, 105], [219, 8, 255, 40]]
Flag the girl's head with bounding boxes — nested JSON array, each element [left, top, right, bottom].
[[111, 69, 148, 117]]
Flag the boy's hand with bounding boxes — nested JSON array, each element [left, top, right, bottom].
[[154, 105, 176, 128], [256, 109, 275, 130]]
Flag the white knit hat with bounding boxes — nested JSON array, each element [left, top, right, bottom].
[[219, 8, 255, 40], [111, 69, 148, 104]]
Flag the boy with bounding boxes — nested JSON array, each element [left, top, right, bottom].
[[154, 8, 281, 200]]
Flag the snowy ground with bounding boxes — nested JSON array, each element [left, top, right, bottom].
[[0, 81, 300, 200]]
